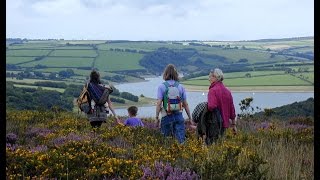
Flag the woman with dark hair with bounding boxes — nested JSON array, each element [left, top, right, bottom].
[[86, 70, 119, 127], [155, 64, 194, 144]]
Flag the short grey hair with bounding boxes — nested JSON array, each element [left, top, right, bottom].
[[210, 68, 224, 81]]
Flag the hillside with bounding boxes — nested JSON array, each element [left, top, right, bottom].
[[6, 109, 313, 179], [253, 97, 314, 120], [6, 37, 314, 86]]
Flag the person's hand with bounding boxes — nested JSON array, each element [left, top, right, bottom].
[[116, 118, 125, 126], [155, 117, 160, 129], [190, 119, 196, 126], [115, 116, 120, 123], [232, 125, 237, 135]]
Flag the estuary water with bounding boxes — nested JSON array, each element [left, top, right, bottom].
[[114, 77, 314, 118]]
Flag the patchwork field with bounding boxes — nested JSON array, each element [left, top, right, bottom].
[[6, 38, 314, 90], [94, 50, 144, 71], [6, 56, 37, 64], [13, 84, 65, 93], [6, 49, 51, 56], [49, 49, 97, 57], [183, 73, 313, 87], [20, 57, 94, 68]]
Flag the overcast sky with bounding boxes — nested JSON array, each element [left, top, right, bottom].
[[6, 0, 314, 41]]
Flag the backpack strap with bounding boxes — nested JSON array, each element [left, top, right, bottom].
[[97, 86, 112, 105], [162, 82, 170, 111]]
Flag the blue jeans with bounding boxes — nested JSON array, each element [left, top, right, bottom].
[[160, 112, 185, 144]]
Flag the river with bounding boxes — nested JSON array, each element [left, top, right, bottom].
[[114, 77, 314, 118]]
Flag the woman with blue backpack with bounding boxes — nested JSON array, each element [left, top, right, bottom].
[[155, 64, 195, 144]]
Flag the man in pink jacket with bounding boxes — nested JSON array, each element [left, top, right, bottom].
[[207, 68, 237, 136]]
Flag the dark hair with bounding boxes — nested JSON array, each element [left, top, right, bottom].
[[162, 64, 179, 81], [90, 70, 101, 84], [127, 106, 138, 116]]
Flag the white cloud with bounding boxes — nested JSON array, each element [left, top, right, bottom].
[[6, 0, 314, 40]]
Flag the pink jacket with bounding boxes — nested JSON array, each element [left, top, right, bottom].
[[208, 81, 236, 128]]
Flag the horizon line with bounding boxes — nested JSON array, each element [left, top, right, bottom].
[[6, 36, 314, 42]]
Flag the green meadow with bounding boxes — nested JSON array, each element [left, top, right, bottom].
[[94, 50, 144, 71], [6, 38, 313, 91], [6, 49, 51, 56], [49, 49, 97, 57], [6, 56, 37, 64], [13, 84, 65, 93], [21, 57, 94, 67], [183, 73, 313, 87], [97, 42, 184, 51], [191, 71, 287, 80]]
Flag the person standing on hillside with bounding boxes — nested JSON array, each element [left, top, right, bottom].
[[155, 64, 195, 144], [207, 68, 237, 137], [86, 70, 120, 127]]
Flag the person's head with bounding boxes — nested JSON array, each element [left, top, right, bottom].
[[90, 70, 101, 84], [209, 68, 224, 84], [127, 106, 138, 117], [163, 64, 179, 81]]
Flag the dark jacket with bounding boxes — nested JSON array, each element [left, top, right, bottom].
[[192, 102, 223, 145]]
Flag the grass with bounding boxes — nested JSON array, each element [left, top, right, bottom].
[[53, 46, 94, 49], [94, 50, 145, 71], [183, 74, 312, 87], [199, 49, 287, 63], [111, 96, 156, 108], [6, 49, 52, 56], [61, 40, 106, 44], [191, 70, 286, 80], [6, 78, 81, 85], [13, 84, 65, 93], [20, 57, 94, 68], [97, 42, 184, 51], [6, 56, 37, 64], [182, 84, 314, 92], [294, 72, 314, 83], [33, 68, 74, 73], [7, 43, 57, 49], [49, 49, 97, 57], [290, 65, 314, 71]]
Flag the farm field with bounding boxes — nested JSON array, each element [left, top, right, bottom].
[[6, 38, 314, 90], [201, 38, 314, 50], [191, 70, 287, 80], [6, 49, 51, 56], [49, 49, 97, 57], [94, 50, 144, 71], [183, 74, 312, 87], [6, 56, 37, 64], [13, 84, 65, 93], [20, 57, 94, 68], [97, 42, 184, 51], [199, 49, 287, 64], [53, 46, 94, 49], [6, 78, 81, 85], [183, 84, 314, 92]]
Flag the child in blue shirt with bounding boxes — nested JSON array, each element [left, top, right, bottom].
[[117, 106, 144, 127]]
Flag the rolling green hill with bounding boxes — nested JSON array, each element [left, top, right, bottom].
[[6, 37, 314, 87]]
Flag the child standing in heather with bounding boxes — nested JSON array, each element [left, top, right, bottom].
[[118, 106, 144, 127]]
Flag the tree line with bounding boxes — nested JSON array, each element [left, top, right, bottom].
[[6, 81, 140, 111]]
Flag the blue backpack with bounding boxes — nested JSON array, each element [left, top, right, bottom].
[[87, 83, 113, 105]]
